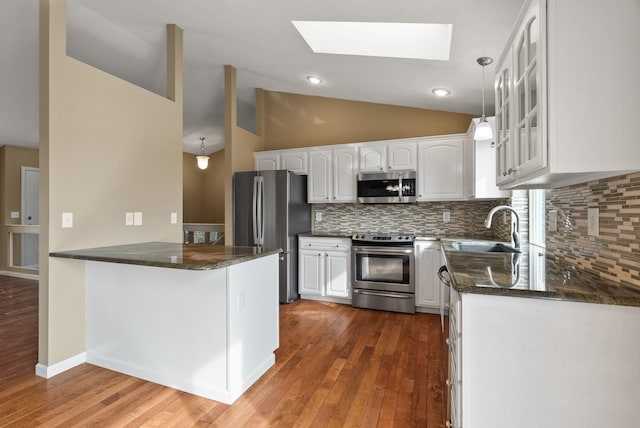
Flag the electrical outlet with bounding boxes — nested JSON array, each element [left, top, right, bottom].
[[62, 212, 73, 228], [170, 212, 178, 224], [548, 210, 558, 232], [587, 208, 599, 237], [503, 211, 508, 224], [10, 211, 19, 219], [443, 210, 450, 223], [315, 211, 323, 222], [134, 212, 143, 226], [125, 212, 134, 226]]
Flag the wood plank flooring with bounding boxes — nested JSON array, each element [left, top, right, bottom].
[[0, 276, 447, 427]]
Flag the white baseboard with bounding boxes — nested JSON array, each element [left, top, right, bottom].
[[0, 270, 38, 281], [35, 352, 86, 378]]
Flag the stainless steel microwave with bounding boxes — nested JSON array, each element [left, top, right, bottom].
[[357, 170, 416, 204]]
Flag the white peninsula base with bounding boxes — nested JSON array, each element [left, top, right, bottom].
[[85, 254, 279, 404]]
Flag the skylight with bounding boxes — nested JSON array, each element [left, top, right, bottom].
[[292, 21, 453, 61]]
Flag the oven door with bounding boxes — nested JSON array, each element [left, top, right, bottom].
[[352, 246, 415, 293]]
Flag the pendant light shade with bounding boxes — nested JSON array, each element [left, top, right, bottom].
[[474, 56, 494, 141], [196, 137, 209, 170]]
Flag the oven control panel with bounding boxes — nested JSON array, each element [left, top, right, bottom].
[[352, 233, 415, 244]]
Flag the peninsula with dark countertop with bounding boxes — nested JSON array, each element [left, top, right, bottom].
[[49, 241, 281, 404]]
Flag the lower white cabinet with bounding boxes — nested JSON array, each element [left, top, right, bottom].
[[298, 237, 351, 301], [445, 290, 640, 428], [415, 240, 442, 312]]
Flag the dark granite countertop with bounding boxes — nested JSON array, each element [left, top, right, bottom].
[[299, 231, 353, 238], [441, 239, 640, 307], [50, 242, 281, 271]]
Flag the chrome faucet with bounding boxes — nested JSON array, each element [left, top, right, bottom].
[[484, 205, 521, 250]]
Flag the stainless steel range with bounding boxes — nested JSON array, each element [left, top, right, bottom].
[[351, 232, 416, 314]]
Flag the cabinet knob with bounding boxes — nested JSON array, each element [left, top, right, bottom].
[[503, 171, 507, 176], [445, 379, 453, 386], [325, 197, 329, 200], [388, 166, 392, 169], [508, 168, 515, 174], [317, 253, 322, 256], [333, 196, 336, 200], [445, 338, 451, 346], [379, 167, 383, 171]]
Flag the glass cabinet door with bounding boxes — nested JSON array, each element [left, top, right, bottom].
[[513, 0, 546, 177], [495, 58, 514, 185]]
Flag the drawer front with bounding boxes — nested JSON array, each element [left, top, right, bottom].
[[299, 237, 351, 252]]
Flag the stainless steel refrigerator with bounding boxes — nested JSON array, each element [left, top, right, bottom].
[[233, 170, 311, 303]]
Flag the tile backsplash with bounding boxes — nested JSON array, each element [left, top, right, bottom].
[[546, 172, 640, 287], [312, 200, 510, 239]]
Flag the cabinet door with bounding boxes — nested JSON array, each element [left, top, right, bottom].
[[281, 151, 308, 174], [359, 146, 386, 172], [495, 54, 515, 185], [299, 250, 324, 295], [308, 151, 332, 203], [512, 0, 546, 178], [332, 148, 357, 202], [463, 130, 475, 199], [416, 242, 441, 309], [388, 143, 417, 170], [325, 251, 350, 298], [417, 138, 465, 201], [255, 153, 279, 171]]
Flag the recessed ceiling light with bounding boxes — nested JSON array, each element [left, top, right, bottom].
[[292, 21, 453, 61], [306, 75, 323, 85], [432, 88, 451, 97]]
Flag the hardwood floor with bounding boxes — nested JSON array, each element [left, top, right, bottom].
[[0, 276, 448, 427]]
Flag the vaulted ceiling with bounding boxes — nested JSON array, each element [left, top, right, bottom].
[[1, 0, 524, 154]]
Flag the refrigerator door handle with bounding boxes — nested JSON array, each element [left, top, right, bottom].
[[254, 177, 264, 245], [259, 176, 265, 245], [252, 176, 259, 245]]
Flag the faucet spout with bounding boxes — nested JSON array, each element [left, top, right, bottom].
[[484, 205, 521, 249]]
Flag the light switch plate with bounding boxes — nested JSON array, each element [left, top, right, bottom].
[[134, 212, 143, 226], [62, 212, 73, 228], [443, 210, 450, 223], [125, 212, 134, 226], [170, 212, 178, 224], [548, 210, 558, 232], [587, 208, 599, 237]]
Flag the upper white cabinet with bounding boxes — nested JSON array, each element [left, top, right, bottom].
[[254, 151, 308, 174], [495, 0, 640, 189], [280, 151, 308, 174], [464, 118, 511, 199], [308, 148, 357, 203], [359, 143, 417, 172], [359, 145, 386, 172], [417, 136, 465, 201], [254, 152, 279, 171]]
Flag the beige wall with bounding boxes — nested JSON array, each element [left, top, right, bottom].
[[264, 91, 474, 150], [0, 145, 39, 271], [183, 150, 225, 223], [224, 66, 265, 243], [39, 0, 183, 366]]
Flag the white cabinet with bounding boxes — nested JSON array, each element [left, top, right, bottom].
[[308, 148, 357, 203], [358, 145, 386, 172], [298, 237, 351, 301], [254, 152, 279, 171], [446, 291, 640, 428], [415, 240, 441, 311], [280, 151, 308, 174], [495, 0, 640, 189], [359, 143, 417, 172], [255, 151, 308, 174], [417, 136, 465, 201], [464, 118, 511, 199]]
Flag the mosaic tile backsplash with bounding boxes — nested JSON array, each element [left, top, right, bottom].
[[546, 172, 640, 287], [312, 199, 511, 239]]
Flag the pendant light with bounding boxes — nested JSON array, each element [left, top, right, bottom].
[[196, 137, 209, 170], [474, 56, 494, 141]]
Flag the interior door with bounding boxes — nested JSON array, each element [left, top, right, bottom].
[[21, 167, 39, 269]]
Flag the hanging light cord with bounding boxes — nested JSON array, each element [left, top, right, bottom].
[[481, 63, 486, 120]]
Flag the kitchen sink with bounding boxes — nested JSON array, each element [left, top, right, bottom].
[[451, 241, 521, 254]]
